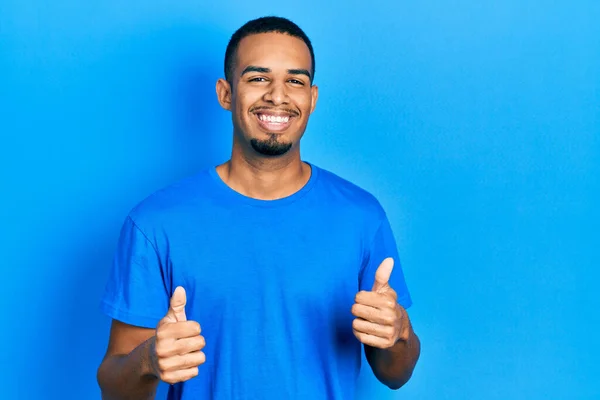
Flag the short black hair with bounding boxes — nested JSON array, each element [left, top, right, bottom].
[[224, 16, 315, 85]]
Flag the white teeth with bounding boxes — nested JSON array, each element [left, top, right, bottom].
[[259, 114, 290, 123]]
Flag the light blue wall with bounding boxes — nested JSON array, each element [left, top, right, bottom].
[[1, 1, 598, 399]]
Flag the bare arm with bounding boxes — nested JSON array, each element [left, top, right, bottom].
[[97, 287, 205, 400], [365, 308, 421, 389], [352, 258, 421, 390], [96, 320, 160, 400]]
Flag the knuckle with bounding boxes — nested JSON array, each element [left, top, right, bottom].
[[385, 327, 395, 340], [193, 321, 202, 334], [155, 344, 168, 358], [385, 299, 396, 309], [162, 373, 177, 385], [155, 348, 165, 359], [383, 314, 395, 325], [157, 359, 169, 373], [155, 328, 167, 341], [185, 321, 200, 335]]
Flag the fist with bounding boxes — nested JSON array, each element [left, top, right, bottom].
[[150, 286, 206, 384], [351, 258, 409, 349]]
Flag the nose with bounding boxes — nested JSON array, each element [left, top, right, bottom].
[[263, 81, 289, 105]]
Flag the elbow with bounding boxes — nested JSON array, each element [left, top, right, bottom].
[[96, 356, 106, 385], [380, 334, 421, 390], [371, 359, 415, 390], [382, 369, 414, 390], [96, 357, 110, 394], [97, 353, 121, 397]]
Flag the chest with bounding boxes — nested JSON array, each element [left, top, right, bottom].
[[165, 209, 365, 312]]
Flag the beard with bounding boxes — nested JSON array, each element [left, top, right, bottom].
[[250, 134, 292, 156]]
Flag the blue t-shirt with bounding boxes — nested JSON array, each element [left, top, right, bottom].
[[100, 162, 412, 400]]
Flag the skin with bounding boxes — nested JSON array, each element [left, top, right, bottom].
[[214, 32, 318, 200], [352, 257, 421, 389], [96, 31, 419, 399], [96, 288, 204, 400]]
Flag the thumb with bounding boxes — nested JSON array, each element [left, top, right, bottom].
[[165, 286, 187, 322], [372, 257, 394, 292]]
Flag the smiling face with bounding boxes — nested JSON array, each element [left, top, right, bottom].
[[216, 32, 319, 158]]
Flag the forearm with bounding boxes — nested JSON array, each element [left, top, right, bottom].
[[365, 321, 421, 389], [97, 337, 160, 400]]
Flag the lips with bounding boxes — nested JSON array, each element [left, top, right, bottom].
[[254, 112, 294, 132]]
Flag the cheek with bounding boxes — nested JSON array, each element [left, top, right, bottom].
[[238, 86, 263, 104], [235, 93, 261, 119], [293, 93, 313, 115]]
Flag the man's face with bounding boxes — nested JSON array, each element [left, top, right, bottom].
[[217, 32, 318, 157]]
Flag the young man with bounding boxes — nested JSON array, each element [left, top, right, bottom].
[[97, 16, 420, 400]]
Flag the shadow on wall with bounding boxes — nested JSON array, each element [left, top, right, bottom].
[[30, 23, 229, 399]]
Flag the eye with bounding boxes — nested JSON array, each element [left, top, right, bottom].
[[248, 77, 267, 82], [288, 79, 304, 86]]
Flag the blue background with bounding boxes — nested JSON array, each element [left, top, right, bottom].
[[1, 1, 598, 399]]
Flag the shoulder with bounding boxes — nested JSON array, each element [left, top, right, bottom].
[[126, 168, 214, 230], [311, 163, 386, 222]]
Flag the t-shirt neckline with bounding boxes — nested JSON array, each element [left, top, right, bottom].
[[208, 161, 319, 208]]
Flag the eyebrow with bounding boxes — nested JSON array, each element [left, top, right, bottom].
[[241, 65, 312, 80]]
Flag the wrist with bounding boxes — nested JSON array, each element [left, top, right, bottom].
[[141, 336, 160, 380], [395, 304, 411, 343]]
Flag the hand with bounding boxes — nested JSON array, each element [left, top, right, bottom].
[[150, 286, 206, 384], [351, 258, 409, 349]]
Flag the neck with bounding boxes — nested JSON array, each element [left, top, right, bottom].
[[216, 141, 311, 201]]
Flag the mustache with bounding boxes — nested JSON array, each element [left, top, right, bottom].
[[250, 106, 299, 116]]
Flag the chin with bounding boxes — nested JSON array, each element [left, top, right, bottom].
[[249, 134, 294, 157]]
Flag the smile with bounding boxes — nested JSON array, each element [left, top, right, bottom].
[[254, 113, 294, 132], [259, 114, 290, 123]]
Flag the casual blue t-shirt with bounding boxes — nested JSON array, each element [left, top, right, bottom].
[[100, 162, 412, 400]]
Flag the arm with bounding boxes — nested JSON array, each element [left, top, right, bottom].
[[97, 215, 168, 399], [353, 249, 420, 390], [355, 212, 420, 389], [97, 320, 159, 400], [364, 306, 421, 389], [97, 287, 205, 400]]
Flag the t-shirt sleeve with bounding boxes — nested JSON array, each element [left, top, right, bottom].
[[100, 215, 170, 328], [359, 214, 413, 309]]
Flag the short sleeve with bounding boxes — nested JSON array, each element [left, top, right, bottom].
[[100, 216, 170, 328], [359, 215, 413, 309]]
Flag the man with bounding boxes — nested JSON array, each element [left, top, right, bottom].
[[97, 16, 420, 400]]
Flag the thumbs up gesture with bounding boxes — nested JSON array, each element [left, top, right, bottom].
[[351, 258, 409, 348], [150, 287, 206, 384]]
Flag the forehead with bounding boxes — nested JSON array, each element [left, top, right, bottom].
[[235, 32, 312, 72]]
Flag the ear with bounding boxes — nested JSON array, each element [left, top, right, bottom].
[[309, 84, 319, 114], [216, 78, 233, 111]]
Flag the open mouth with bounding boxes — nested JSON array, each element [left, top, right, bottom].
[[254, 112, 294, 132]]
